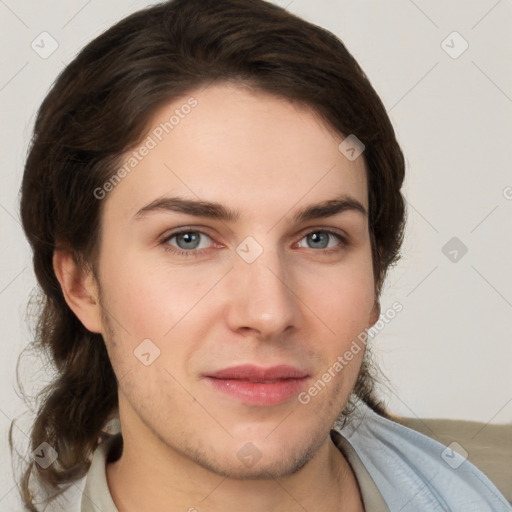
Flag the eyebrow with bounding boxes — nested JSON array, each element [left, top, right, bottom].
[[133, 194, 367, 223]]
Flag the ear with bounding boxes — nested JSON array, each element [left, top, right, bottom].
[[53, 249, 103, 333], [369, 299, 380, 326]]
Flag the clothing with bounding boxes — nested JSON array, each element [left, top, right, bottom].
[[334, 400, 511, 511], [26, 399, 512, 511]]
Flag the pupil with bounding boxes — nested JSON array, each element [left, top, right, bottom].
[[310, 232, 327, 248], [178, 232, 199, 249]]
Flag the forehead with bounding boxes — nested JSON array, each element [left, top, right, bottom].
[[103, 82, 368, 224]]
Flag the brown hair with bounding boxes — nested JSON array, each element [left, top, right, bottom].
[[11, 0, 406, 509]]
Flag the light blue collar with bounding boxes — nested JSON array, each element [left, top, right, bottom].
[[334, 399, 511, 511]]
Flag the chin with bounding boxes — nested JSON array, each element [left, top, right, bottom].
[[200, 451, 315, 481], [184, 432, 322, 481]]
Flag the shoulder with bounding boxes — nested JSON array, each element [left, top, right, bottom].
[[333, 401, 512, 512], [398, 415, 512, 504]]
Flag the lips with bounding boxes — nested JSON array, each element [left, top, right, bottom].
[[207, 364, 309, 381], [204, 364, 310, 406]]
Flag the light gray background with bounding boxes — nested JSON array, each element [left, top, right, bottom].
[[1, 0, 511, 508]]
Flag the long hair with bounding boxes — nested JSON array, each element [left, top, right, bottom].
[[12, 0, 406, 509]]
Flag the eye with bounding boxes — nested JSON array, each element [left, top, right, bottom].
[[296, 229, 346, 252], [161, 229, 214, 257]]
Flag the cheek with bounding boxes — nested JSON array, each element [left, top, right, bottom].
[[99, 250, 203, 337], [97, 253, 217, 384], [314, 259, 376, 330], [303, 259, 375, 389]]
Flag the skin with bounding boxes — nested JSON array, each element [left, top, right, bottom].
[[54, 82, 380, 512]]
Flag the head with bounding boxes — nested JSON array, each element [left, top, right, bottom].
[[13, 0, 405, 509]]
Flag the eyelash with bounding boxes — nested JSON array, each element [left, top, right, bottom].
[[160, 228, 348, 258]]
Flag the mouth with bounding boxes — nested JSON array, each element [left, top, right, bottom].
[[203, 364, 310, 406]]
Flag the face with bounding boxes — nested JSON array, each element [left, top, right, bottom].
[[92, 82, 378, 478]]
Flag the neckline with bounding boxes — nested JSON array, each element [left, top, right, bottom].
[[330, 428, 389, 511]]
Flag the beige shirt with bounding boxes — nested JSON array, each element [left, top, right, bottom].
[[80, 430, 388, 511]]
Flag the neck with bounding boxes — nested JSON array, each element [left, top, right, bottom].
[[106, 428, 364, 512]]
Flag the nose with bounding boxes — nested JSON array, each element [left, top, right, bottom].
[[223, 244, 299, 340]]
